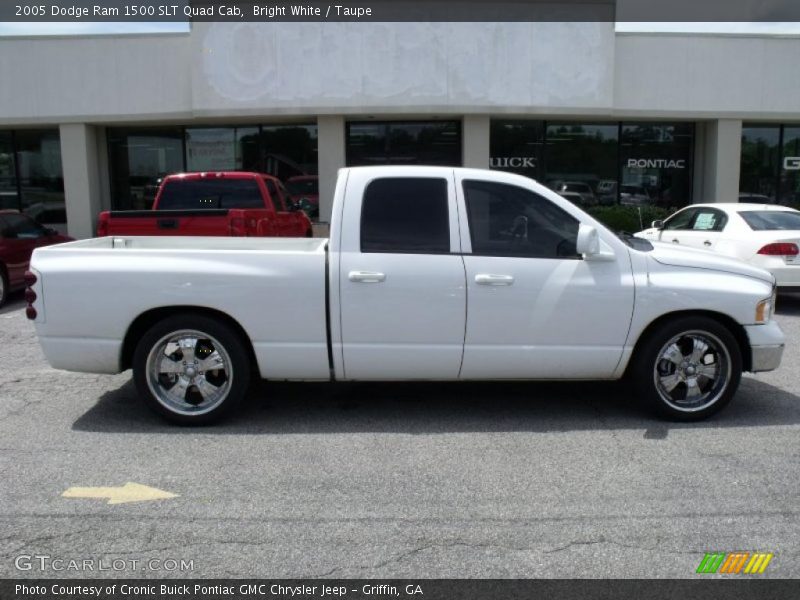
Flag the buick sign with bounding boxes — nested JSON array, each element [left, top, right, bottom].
[[784, 157, 800, 171], [491, 157, 537, 168]]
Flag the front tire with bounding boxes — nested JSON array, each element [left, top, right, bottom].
[[631, 316, 742, 421], [0, 265, 8, 307], [132, 314, 251, 425]]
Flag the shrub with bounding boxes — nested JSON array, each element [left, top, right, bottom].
[[586, 205, 673, 233]]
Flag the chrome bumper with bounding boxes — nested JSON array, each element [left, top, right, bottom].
[[751, 344, 784, 373]]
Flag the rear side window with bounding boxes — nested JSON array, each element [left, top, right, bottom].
[[264, 179, 285, 211], [361, 178, 450, 254], [740, 210, 800, 231], [463, 180, 579, 259], [691, 209, 727, 232], [0, 213, 46, 239], [157, 179, 264, 210]]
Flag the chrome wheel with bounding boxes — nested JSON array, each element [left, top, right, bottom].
[[145, 329, 233, 416], [653, 329, 731, 413]]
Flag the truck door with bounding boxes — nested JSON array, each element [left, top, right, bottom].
[[263, 178, 293, 236], [337, 170, 466, 379], [455, 177, 635, 379]]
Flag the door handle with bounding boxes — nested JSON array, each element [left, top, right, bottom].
[[703, 240, 712, 246], [475, 274, 515, 286], [348, 271, 386, 283], [671, 239, 680, 244]]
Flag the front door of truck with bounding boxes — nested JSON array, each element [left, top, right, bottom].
[[337, 170, 466, 379], [456, 177, 635, 379]]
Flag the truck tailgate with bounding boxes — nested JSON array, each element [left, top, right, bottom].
[[101, 209, 233, 236]]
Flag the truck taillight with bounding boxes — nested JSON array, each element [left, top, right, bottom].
[[97, 214, 109, 237], [24, 270, 38, 320], [758, 242, 799, 256]]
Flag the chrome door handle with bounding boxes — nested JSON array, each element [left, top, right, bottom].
[[672, 239, 680, 243], [475, 274, 515, 286], [348, 270, 386, 283], [703, 240, 712, 246]]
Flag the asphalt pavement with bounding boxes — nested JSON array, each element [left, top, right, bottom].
[[0, 292, 798, 579]]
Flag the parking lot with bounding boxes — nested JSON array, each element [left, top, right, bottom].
[[0, 291, 798, 579]]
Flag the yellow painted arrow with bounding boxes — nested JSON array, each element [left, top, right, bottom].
[[62, 482, 178, 505]]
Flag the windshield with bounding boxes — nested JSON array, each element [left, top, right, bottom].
[[286, 179, 318, 196], [740, 210, 800, 231], [158, 179, 263, 210]]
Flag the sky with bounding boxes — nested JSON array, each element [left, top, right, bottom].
[[0, 22, 799, 37]]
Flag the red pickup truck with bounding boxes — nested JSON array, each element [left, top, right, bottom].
[[97, 172, 312, 238]]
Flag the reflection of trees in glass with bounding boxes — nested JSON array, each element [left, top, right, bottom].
[[740, 126, 780, 200], [259, 125, 318, 178], [545, 123, 618, 192], [346, 121, 461, 167], [781, 128, 800, 206]]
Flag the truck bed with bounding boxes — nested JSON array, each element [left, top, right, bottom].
[[31, 236, 331, 379]]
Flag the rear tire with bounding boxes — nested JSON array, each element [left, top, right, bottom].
[[631, 316, 742, 421], [0, 265, 8, 307], [132, 314, 251, 425]]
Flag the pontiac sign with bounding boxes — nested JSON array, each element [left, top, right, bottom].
[[627, 159, 686, 169]]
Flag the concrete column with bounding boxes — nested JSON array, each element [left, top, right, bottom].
[[59, 124, 102, 239], [700, 119, 742, 203], [317, 115, 346, 224], [462, 115, 491, 169]]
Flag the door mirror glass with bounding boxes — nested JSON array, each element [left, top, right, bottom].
[[576, 224, 600, 256], [651, 219, 664, 229]]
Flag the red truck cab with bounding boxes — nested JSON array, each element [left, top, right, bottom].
[[97, 172, 312, 238]]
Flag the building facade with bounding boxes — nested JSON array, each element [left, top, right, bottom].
[[1, 21, 799, 238]]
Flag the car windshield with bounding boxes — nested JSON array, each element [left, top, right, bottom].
[[286, 179, 318, 196], [739, 210, 800, 231]]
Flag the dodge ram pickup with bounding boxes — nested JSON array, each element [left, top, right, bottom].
[[27, 166, 785, 425], [96, 171, 312, 238]]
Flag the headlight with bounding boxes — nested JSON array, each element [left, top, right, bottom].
[[755, 287, 777, 324]]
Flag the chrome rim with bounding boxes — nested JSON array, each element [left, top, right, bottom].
[[653, 329, 731, 412], [145, 329, 233, 416]]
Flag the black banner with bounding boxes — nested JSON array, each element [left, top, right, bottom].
[[2, 580, 800, 600]]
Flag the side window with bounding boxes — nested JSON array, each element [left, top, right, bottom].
[[264, 179, 285, 212], [361, 177, 450, 254], [2, 213, 45, 239], [691, 209, 727, 232], [663, 208, 697, 231], [463, 180, 579, 259]]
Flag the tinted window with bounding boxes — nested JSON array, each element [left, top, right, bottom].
[[740, 211, 800, 231], [157, 179, 263, 210], [2, 213, 45, 238], [664, 208, 697, 231], [286, 178, 318, 196], [361, 178, 449, 254], [463, 180, 579, 259]]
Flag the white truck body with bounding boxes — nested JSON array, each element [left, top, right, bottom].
[[27, 167, 785, 422]]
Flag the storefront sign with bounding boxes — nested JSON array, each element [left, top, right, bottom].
[[491, 157, 537, 168], [784, 157, 800, 171], [627, 159, 686, 169]]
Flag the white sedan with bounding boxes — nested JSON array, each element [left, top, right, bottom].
[[636, 203, 800, 291]]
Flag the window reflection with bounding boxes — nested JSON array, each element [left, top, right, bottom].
[[346, 121, 461, 167]]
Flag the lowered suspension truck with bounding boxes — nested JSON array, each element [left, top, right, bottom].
[[27, 167, 785, 424]]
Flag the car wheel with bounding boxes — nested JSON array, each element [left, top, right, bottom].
[[0, 265, 8, 308], [132, 314, 251, 425], [632, 316, 742, 421]]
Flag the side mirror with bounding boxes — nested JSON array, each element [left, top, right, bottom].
[[651, 220, 664, 229], [576, 224, 600, 256]]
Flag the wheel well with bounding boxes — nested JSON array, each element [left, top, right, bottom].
[[627, 310, 752, 374], [120, 306, 258, 372]]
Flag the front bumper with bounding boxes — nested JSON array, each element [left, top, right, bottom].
[[744, 320, 785, 373]]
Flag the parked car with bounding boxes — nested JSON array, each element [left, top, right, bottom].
[[619, 185, 653, 207], [635, 203, 800, 291], [0, 210, 72, 306], [554, 181, 597, 206], [285, 175, 319, 219], [23, 202, 68, 236], [596, 180, 618, 206], [28, 167, 783, 425], [96, 172, 312, 238]]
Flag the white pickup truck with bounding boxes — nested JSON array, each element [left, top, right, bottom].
[[28, 167, 784, 424]]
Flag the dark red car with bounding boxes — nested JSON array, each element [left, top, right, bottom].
[[285, 175, 319, 219], [0, 210, 73, 306]]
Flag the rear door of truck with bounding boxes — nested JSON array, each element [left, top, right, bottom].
[[335, 167, 466, 380], [262, 177, 309, 236]]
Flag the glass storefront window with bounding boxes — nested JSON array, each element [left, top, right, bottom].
[[259, 124, 318, 180], [15, 130, 65, 227], [740, 125, 781, 202], [0, 132, 17, 211], [620, 123, 694, 209], [108, 127, 184, 210], [545, 122, 619, 203], [346, 121, 461, 167], [185, 127, 259, 172], [780, 127, 800, 207], [490, 120, 544, 180]]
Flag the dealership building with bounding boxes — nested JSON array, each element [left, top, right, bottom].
[[1, 20, 799, 237]]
